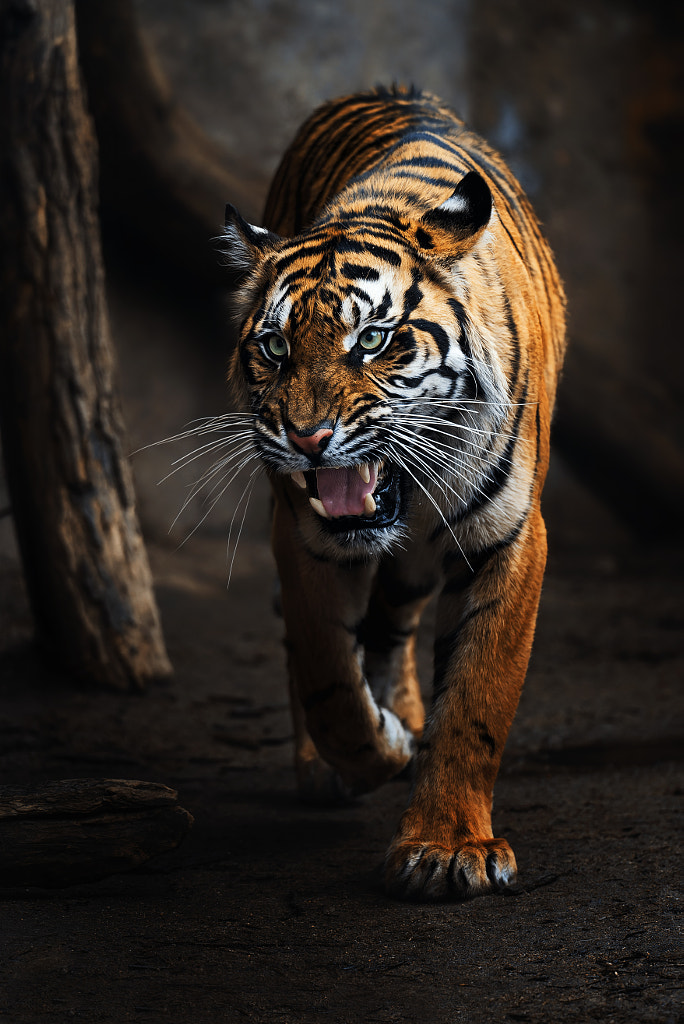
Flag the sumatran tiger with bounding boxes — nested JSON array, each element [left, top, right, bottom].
[[219, 85, 566, 901]]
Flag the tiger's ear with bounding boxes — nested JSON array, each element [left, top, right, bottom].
[[417, 171, 492, 262], [220, 203, 281, 280]]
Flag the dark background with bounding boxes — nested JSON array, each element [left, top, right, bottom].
[[0, 1, 682, 1021], [100, 0, 684, 542]]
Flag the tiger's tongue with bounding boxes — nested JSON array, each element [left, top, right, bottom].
[[316, 466, 377, 517]]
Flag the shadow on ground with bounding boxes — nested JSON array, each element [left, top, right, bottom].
[[0, 442, 682, 1021]]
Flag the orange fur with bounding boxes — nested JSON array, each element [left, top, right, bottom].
[[222, 86, 566, 899]]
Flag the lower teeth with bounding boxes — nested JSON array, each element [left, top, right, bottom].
[[363, 493, 376, 515]]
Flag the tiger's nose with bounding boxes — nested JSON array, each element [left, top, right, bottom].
[[286, 426, 334, 456]]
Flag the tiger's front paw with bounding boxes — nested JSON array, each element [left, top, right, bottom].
[[384, 837, 517, 902]]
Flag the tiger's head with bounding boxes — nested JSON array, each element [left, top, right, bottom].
[[222, 171, 510, 558]]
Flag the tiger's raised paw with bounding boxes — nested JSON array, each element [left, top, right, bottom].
[[384, 837, 517, 902]]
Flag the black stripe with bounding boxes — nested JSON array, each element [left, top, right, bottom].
[[502, 294, 521, 395], [361, 241, 403, 267], [273, 241, 331, 275], [409, 318, 451, 359], [447, 299, 472, 360], [392, 131, 461, 158], [441, 514, 528, 592], [433, 599, 500, 698], [472, 719, 496, 757], [348, 284, 372, 306], [345, 398, 376, 426], [394, 171, 464, 192], [448, 381, 529, 529], [535, 402, 542, 470], [391, 155, 461, 172], [399, 271, 424, 321], [306, 127, 407, 219], [340, 263, 380, 281]]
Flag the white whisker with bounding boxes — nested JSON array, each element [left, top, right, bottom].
[[226, 465, 264, 589], [390, 417, 515, 467], [172, 441, 257, 512], [391, 426, 494, 509], [395, 419, 521, 449], [387, 444, 472, 571], [194, 445, 258, 507], [173, 452, 260, 545], [157, 435, 256, 485], [169, 440, 258, 524], [133, 413, 257, 455], [388, 426, 494, 505], [387, 427, 470, 506], [170, 430, 256, 465], [388, 408, 521, 445]]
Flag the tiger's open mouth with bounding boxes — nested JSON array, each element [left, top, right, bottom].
[[290, 461, 404, 532]]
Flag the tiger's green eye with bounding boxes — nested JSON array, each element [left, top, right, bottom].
[[264, 333, 288, 359], [358, 328, 387, 352]]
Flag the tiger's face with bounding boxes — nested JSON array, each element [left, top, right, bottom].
[[224, 174, 508, 558]]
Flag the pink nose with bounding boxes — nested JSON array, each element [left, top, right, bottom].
[[287, 427, 333, 455]]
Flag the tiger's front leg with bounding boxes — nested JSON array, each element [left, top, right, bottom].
[[384, 507, 547, 900], [272, 492, 415, 800]]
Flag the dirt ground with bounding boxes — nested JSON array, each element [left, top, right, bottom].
[[1, 0, 683, 1021], [0, 278, 682, 1021], [0, 471, 683, 1024]]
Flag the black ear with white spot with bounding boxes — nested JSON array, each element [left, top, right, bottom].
[[418, 171, 492, 260], [219, 204, 281, 281]]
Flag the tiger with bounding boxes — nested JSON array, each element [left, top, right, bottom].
[[220, 85, 566, 901]]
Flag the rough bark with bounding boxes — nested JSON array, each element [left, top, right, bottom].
[[0, 779, 193, 887], [74, 0, 266, 287], [0, 0, 172, 688]]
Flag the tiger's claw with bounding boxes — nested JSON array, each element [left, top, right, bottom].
[[384, 837, 517, 902]]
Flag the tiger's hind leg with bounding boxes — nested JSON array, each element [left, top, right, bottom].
[[361, 559, 439, 739], [287, 675, 352, 804]]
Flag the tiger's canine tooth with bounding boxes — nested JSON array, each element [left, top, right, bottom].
[[291, 470, 307, 490], [309, 496, 331, 519], [364, 492, 376, 515], [358, 463, 371, 484]]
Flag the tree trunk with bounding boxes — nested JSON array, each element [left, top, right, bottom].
[[74, 0, 267, 288], [0, 779, 193, 887], [0, 0, 172, 689]]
